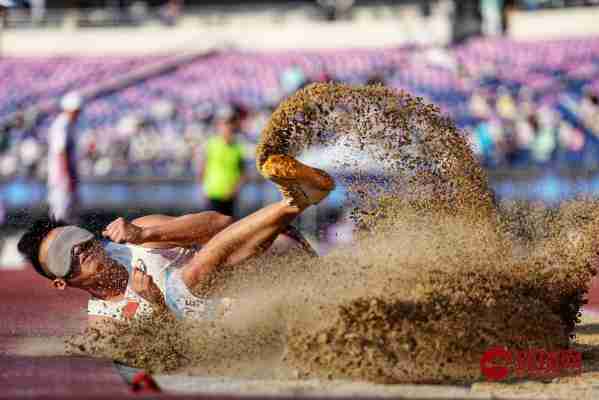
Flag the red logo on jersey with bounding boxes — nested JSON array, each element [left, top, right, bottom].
[[123, 301, 139, 320]]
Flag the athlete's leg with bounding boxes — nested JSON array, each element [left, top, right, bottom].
[[181, 201, 302, 289], [181, 155, 335, 290]]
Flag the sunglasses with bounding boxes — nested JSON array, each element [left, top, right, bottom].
[[46, 226, 96, 279], [64, 240, 95, 280]]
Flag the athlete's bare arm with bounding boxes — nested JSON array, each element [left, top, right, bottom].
[[102, 212, 233, 249], [104, 212, 318, 255]]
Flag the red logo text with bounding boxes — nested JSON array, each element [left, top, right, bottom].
[[480, 346, 582, 381]]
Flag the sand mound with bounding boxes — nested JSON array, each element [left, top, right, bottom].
[[285, 206, 599, 383]]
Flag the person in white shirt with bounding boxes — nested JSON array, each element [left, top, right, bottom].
[[47, 92, 82, 223]]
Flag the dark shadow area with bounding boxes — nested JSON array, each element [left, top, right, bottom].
[[575, 323, 599, 336]]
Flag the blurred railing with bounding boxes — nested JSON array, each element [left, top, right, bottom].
[[515, 0, 599, 11], [3, 166, 599, 211], [0, 0, 435, 30]]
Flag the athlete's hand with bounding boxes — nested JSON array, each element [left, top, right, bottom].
[[102, 217, 145, 244], [131, 263, 165, 308]]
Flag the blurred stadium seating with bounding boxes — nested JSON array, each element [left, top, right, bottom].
[[2, 0, 599, 217], [2, 37, 599, 181]]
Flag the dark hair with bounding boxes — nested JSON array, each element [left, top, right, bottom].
[[527, 114, 539, 131], [229, 103, 248, 123], [17, 215, 69, 279]]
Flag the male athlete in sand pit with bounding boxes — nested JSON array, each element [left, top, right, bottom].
[[18, 155, 335, 328]]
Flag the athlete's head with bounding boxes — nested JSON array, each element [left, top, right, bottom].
[[18, 216, 126, 293]]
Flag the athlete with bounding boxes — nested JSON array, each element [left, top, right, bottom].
[[18, 155, 334, 330]]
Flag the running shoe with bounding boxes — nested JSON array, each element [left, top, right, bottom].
[[261, 154, 335, 208]]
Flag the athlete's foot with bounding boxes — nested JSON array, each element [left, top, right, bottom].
[[261, 154, 336, 208]]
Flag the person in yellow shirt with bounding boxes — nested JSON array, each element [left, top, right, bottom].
[[199, 105, 247, 217]]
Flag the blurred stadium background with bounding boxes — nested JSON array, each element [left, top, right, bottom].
[[2, 0, 599, 263]]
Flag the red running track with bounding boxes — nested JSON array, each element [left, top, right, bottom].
[[0, 268, 132, 398], [0, 355, 131, 398], [0, 269, 87, 337]]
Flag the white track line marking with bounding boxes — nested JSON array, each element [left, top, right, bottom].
[[0, 234, 25, 270]]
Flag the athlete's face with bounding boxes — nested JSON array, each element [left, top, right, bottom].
[[219, 118, 240, 143], [38, 227, 112, 290]]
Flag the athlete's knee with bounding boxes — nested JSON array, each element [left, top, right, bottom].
[[204, 211, 234, 232], [279, 202, 304, 218], [217, 213, 234, 229]]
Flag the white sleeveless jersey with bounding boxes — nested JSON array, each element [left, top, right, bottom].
[[87, 241, 232, 322]]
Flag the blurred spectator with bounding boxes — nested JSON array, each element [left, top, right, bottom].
[[518, 87, 535, 117], [557, 120, 585, 164], [0, 112, 39, 177], [496, 86, 518, 120], [159, 0, 182, 26], [129, 1, 148, 24], [9, 113, 27, 139], [500, 120, 519, 165], [185, 103, 214, 174], [472, 118, 495, 165], [0, 1, 10, 28], [580, 88, 599, 137], [198, 105, 248, 217], [30, 0, 45, 24], [281, 66, 308, 95], [19, 136, 41, 176], [317, 0, 355, 21], [481, 0, 503, 36], [511, 113, 536, 165], [151, 100, 187, 176], [0, 123, 10, 154], [531, 109, 557, 163], [0, 196, 4, 253], [128, 116, 160, 175], [47, 92, 82, 223], [10, 111, 41, 176], [470, 90, 492, 118], [366, 74, 386, 86]]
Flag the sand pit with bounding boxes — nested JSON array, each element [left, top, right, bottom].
[[6, 310, 599, 399], [62, 83, 599, 388], [107, 311, 599, 399], [121, 311, 599, 399]]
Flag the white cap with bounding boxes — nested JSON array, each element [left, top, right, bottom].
[[61, 92, 82, 112]]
